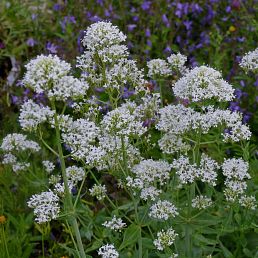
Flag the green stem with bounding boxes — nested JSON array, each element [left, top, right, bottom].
[[51, 101, 86, 258], [1, 225, 10, 258], [138, 230, 143, 258]]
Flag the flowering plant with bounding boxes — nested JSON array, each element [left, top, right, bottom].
[[1, 21, 257, 258]]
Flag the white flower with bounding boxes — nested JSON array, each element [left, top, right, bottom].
[[158, 133, 190, 154], [239, 48, 258, 72], [171, 156, 197, 184], [167, 52, 187, 72], [239, 195, 257, 210], [66, 166, 85, 182], [1, 133, 40, 152], [23, 54, 71, 94], [147, 59, 171, 77], [101, 101, 147, 137], [173, 66, 234, 102], [140, 186, 162, 201], [85, 135, 141, 171], [192, 195, 213, 209], [42, 160, 55, 173], [98, 243, 119, 258], [149, 200, 178, 220], [27, 190, 60, 223], [48, 76, 89, 100], [2, 153, 30, 172], [102, 215, 126, 232], [131, 159, 171, 186], [224, 180, 248, 202], [53, 181, 74, 197], [198, 154, 219, 186], [89, 184, 107, 200], [103, 59, 147, 93], [19, 100, 54, 131], [153, 227, 178, 251], [82, 21, 126, 51], [61, 118, 99, 159], [222, 158, 250, 181]]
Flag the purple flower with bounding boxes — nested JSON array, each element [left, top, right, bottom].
[[97, 0, 104, 6], [234, 89, 242, 99], [60, 15, 76, 31], [226, 6, 231, 13], [31, 13, 37, 20], [145, 28, 151, 37], [237, 37, 245, 43], [11, 95, 19, 105], [146, 39, 152, 47], [53, 3, 62, 11], [162, 14, 170, 27], [240, 80, 245, 87], [183, 20, 192, 30], [46, 42, 58, 54], [122, 87, 135, 99], [0, 41, 5, 49], [229, 102, 241, 112], [243, 113, 252, 124], [191, 3, 203, 14], [141, 1, 151, 11], [77, 30, 84, 53], [127, 24, 137, 32], [163, 46, 172, 55], [232, 0, 241, 9], [26, 38, 37, 47], [132, 15, 139, 22], [89, 15, 102, 22]]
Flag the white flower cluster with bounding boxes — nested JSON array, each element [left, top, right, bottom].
[[98, 243, 119, 258], [19, 100, 54, 131], [147, 59, 171, 77], [2, 153, 30, 172], [27, 190, 60, 223], [66, 166, 85, 183], [82, 21, 126, 51], [239, 48, 258, 72], [173, 66, 234, 102], [23, 54, 71, 94], [1, 133, 40, 152], [77, 21, 147, 94], [167, 53, 187, 73], [156, 104, 251, 149], [222, 158, 251, 202], [126, 159, 171, 201], [171, 154, 219, 186], [85, 135, 141, 171], [131, 159, 171, 186], [149, 200, 178, 220], [102, 215, 126, 232], [89, 184, 107, 201], [153, 227, 178, 251], [101, 102, 147, 137], [60, 116, 99, 159], [238, 195, 257, 210], [23, 54, 89, 101], [42, 160, 55, 173], [192, 195, 213, 210], [48, 76, 89, 101], [103, 59, 146, 92], [1, 134, 40, 172]]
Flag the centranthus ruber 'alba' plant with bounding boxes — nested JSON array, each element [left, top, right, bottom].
[[1, 21, 257, 258]]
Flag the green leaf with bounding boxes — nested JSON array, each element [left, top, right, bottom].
[[119, 224, 141, 251], [194, 234, 217, 246], [219, 241, 234, 258]]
